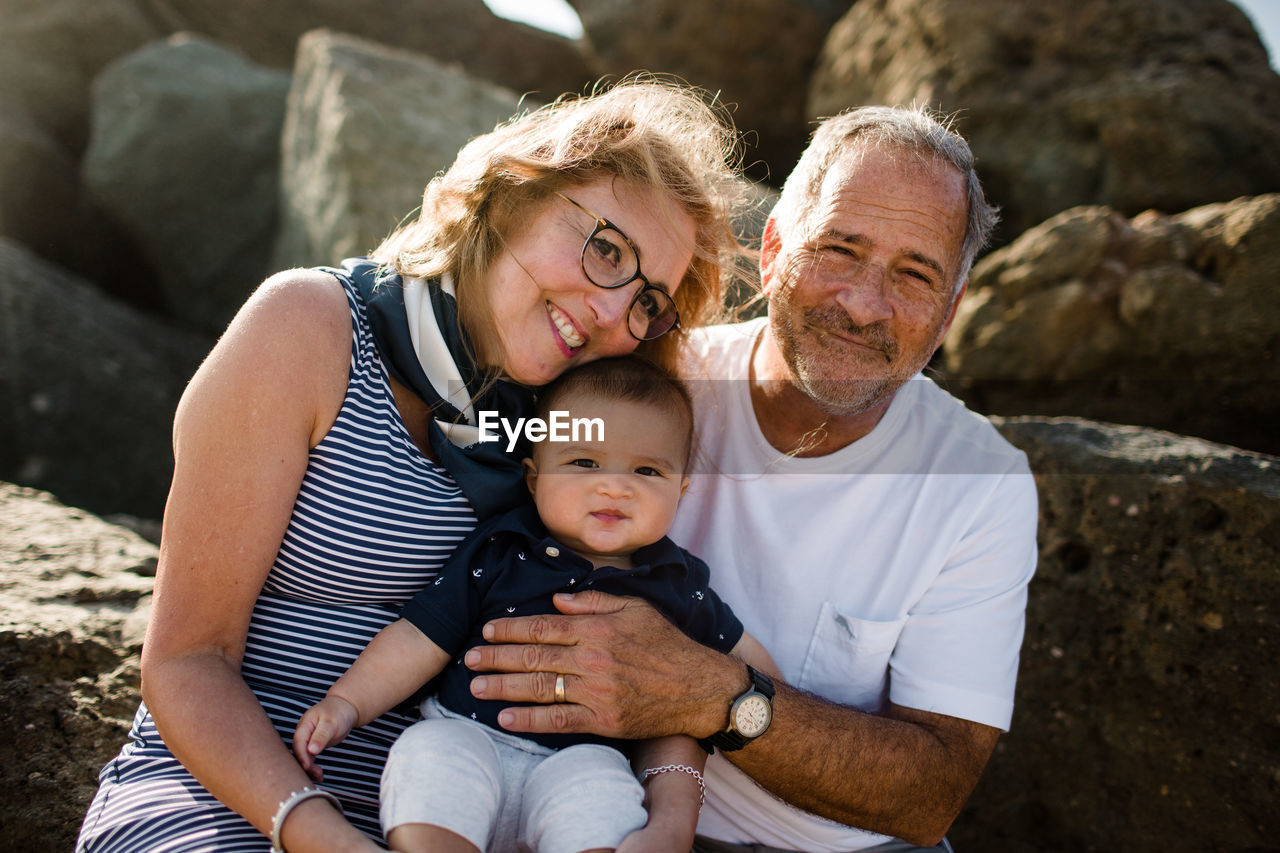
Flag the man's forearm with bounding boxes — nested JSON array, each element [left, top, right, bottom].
[[722, 681, 1001, 846]]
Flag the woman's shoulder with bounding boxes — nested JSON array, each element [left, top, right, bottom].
[[226, 269, 354, 360], [200, 269, 355, 439], [251, 267, 352, 325]]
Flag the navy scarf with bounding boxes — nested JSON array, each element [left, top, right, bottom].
[[333, 258, 535, 520]]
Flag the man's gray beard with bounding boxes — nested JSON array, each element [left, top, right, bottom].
[[789, 358, 903, 416], [771, 303, 911, 417]]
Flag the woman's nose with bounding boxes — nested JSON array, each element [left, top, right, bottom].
[[585, 284, 634, 333], [583, 288, 639, 354]]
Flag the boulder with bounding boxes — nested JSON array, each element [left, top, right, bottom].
[[0, 483, 154, 851], [809, 0, 1280, 243], [0, 0, 162, 286], [0, 117, 80, 265], [568, 0, 846, 184], [0, 0, 587, 154], [139, 0, 594, 99], [955, 417, 1280, 851], [943, 194, 1280, 455], [0, 238, 213, 519], [82, 34, 291, 336], [0, 0, 161, 154], [273, 30, 528, 269], [0, 0, 591, 317]]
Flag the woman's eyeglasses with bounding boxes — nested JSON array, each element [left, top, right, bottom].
[[555, 192, 681, 341]]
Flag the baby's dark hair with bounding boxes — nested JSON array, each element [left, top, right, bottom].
[[534, 356, 696, 471]]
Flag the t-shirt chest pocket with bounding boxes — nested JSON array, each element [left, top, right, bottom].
[[797, 601, 908, 712]]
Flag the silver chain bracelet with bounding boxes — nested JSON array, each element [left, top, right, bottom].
[[639, 763, 706, 809]]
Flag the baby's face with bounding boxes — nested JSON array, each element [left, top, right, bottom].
[[524, 392, 690, 568]]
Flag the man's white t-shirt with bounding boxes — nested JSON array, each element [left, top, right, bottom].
[[670, 318, 1039, 852]]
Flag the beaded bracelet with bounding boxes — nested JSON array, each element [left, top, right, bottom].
[[270, 786, 343, 853], [639, 763, 706, 809]]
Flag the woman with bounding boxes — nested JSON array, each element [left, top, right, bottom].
[[77, 78, 746, 853]]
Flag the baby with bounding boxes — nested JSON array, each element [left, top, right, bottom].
[[293, 356, 775, 852]]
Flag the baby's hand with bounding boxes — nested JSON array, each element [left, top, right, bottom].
[[292, 695, 359, 782], [616, 819, 695, 853]]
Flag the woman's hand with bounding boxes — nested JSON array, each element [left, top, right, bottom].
[[293, 696, 360, 782]]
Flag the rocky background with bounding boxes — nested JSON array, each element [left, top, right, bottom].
[[1, 0, 1277, 850]]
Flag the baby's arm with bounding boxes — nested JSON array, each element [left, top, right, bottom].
[[621, 734, 708, 853], [731, 629, 781, 679], [619, 631, 778, 851], [293, 618, 450, 781]]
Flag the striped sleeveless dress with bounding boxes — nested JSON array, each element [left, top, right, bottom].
[[77, 270, 478, 851]]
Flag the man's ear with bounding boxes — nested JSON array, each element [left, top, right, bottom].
[[939, 277, 970, 340], [759, 217, 783, 296], [522, 457, 538, 498]]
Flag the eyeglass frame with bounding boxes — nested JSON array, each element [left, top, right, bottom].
[[554, 191, 681, 341]]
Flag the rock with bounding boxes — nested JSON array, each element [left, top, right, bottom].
[[955, 417, 1280, 851], [0, 0, 162, 287], [0, 0, 161, 154], [0, 238, 213, 519], [0, 0, 591, 321], [943, 194, 1280, 455], [144, 0, 593, 99], [82, 34, 291, 335], [0, 117, 80, 265], [0, 0, 586, 154], [808, 0, 1280, 243], [567, 0, 845, 184], [273, 29, 529, 269], [0, 483, 154, 851]]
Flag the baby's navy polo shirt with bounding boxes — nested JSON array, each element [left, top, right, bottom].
[[399, 502, 745, 751]]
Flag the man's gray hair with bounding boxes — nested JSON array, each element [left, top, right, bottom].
[[773, 105, 1000, 290]]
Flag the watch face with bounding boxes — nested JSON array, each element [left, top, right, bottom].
[[733, 694, 772, 738]]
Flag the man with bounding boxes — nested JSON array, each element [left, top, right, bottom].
[[466, 105, 1039, 851]]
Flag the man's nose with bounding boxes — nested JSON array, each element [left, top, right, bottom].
[[834, 261, 893, 326]]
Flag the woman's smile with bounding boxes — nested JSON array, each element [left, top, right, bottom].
[[547, 301, 586, 351]]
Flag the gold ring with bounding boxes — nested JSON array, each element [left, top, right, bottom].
[[554, 674, 566, 703]]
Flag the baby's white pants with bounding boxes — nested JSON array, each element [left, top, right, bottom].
[[381, 697, 647, 853]]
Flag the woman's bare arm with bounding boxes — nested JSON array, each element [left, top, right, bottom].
[[140, 270, 379, 852]]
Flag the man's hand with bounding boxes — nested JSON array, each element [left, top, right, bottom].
[[464, 591, 744, 739]]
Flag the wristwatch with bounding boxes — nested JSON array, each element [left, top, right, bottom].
[[699, 665, 775, 753]]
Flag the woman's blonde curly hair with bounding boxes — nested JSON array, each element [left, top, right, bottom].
[[371, 75, 750, 377]]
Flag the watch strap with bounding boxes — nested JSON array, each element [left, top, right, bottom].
[[699, 666, 775, 754]]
